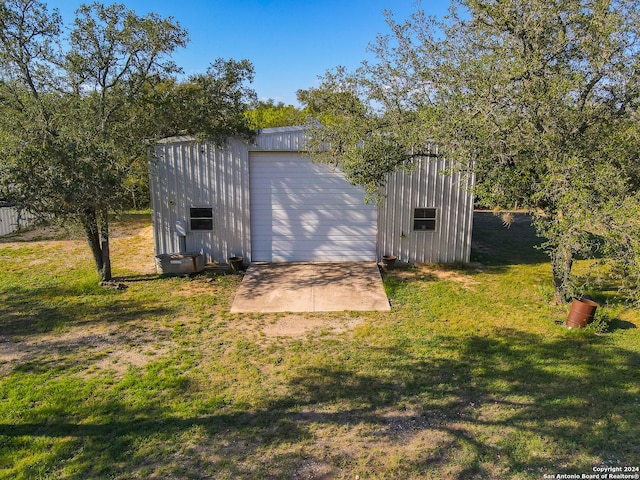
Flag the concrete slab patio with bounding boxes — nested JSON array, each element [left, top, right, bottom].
[[229, 262, 391, 313]]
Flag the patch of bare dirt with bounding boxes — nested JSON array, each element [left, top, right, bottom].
[[1, 215, 155, 272], [261, 315, 364, 338], [111, 224, 156, 275], [388, 263, 478, 289], [92, 347, 164, 375], [110, 216, 153, 238], [415, 264, 479, 289], [0, 224, 77, 243], [288, 407, 458, 475], [171, 281, 219, 297], [0, 320, 173, 377]]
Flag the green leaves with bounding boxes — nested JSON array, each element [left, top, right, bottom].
[[0, 2, 256, 281], [68, 3, 187, 91], [245, 100, 308, 130], [299, 0, 640, 302]]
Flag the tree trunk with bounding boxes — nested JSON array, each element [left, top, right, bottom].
[[82, 207, 112, 282], [82, 208, 104, 276], [551, 248, 574, 305], [99, 206, 112, 281]]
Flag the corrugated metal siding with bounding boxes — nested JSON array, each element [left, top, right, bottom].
[[377, 154, 475, 263], [249, 152, 377, 261], [150, 126, 475, 266], [0, 207, 19, 236], [252, 126, 308, 152], [149, 138, 250, 263], [0, 206, 34, 236]]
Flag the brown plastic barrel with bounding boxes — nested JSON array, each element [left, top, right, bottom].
[[566, 297, 599, 328]]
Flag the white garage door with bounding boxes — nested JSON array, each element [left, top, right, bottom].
[[250, 152, 377, 262]]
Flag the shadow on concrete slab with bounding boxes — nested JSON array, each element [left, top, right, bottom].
[[230, 262, 390, 313]]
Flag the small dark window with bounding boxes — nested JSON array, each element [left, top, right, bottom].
[[414, 208, 437, 231], [190, 207, 213, 231]]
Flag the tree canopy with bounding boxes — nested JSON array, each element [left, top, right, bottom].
[[300, 0, 640, 304], [0, 0, 256, 281], [245, 99, 307, 129]]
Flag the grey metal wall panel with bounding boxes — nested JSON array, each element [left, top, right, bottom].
[[249, 152, 377, 262], [252, 126, 308, 152], [0, 207, 19, 236], [377, 154, 474, 264], [0, 206, 34, 236], [149, 138, 251, 264], [150, 127, 308, 264], [150, 126, 474, 266]]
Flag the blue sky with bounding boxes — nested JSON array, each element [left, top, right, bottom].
[[45, 0, 451, 105]]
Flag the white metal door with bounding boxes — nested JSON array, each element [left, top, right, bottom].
[[250, 152, 377, 261]]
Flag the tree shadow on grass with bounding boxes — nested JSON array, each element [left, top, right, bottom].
[[1, 329, 638, 478], [110, 273, 161, 283], [0, 282, 173, 338], [608, 318, 637, 331]]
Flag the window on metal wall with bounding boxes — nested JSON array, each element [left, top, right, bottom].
[[190, 207, 213, 231], [413, 208, 437, 231]]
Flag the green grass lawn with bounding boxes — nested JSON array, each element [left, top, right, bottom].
[[1, 212, 638, 479]]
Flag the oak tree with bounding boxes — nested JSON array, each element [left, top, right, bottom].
[[245, 99, 307, 129], [300, 0, 640, 303], [0, 1, 256, 281]]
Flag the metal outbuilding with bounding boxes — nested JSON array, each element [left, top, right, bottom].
[[0, 203, 33, 237], [149, 126, 474, 265]]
